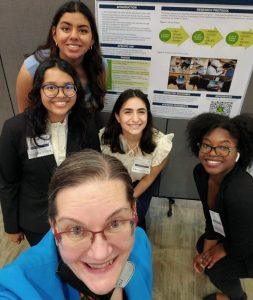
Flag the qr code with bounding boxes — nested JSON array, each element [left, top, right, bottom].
[[209, 101, 233, 116]]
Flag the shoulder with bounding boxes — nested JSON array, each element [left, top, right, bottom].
[[193, 164, 207, 181], [151, 130, 174, 164], [1, 113, 27, 133], [24, 49, 50, 76], [0, 231, 71, 299], [225, 167, 253, 195], [130, 227, 151, 265], [99, 127, 105, 140], [153, 129, 174, 145], [126, 228, 152, 299]]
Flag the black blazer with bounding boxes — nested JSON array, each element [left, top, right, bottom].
[[194, 163, 253, 275], [0, 113, 100, 234]]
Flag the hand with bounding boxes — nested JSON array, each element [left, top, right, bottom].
[[193, 254, 208, 273], [202, 243, 226, 269], [7, 232, 24, 244]]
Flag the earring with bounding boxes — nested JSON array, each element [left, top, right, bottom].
[[90, 45, 93, 51], [55, 41, 58, 47]]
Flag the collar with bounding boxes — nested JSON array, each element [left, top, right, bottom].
[[56, 260, 114, 300]]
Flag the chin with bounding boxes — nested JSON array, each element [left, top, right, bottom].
[[87, 280, 116, 296]]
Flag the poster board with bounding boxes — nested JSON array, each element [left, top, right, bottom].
[[96, 0, 253, 119]]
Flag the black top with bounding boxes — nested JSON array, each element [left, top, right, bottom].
[[0, 112, 100, 234], [194, 163, 253, 272]]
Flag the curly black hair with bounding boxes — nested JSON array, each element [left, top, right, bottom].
[[25, 57, 91, 145], [186, 112, 253, 169], [101, 89, 156, 154]]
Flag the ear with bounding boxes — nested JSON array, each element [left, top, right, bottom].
[[115, 113, 120, 123], [52, 26, 56, 39]]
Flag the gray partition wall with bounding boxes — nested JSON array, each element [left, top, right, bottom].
[[0, 1, 253, 200]]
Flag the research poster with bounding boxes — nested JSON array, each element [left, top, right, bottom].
[[95, 1, 253, 118]]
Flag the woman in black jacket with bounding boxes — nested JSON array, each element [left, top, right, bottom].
[[186, 112, 253, 300], [0, 58, 100, 246]]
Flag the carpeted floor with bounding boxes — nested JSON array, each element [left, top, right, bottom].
[[148, 198, 253, 300], [0, 198, 252, 299]]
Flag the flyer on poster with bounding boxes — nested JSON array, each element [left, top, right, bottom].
[[96, 1, 253, 119]]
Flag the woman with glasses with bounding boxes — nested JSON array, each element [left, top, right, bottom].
[[16, 1, 107, 114], [0, 58, 100, 246], [0, 150, 152, 300], [186, 112, 253, 300]]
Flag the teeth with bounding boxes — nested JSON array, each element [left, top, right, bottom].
[[68, 45, 80, 48], [206, 160, 221, 165], [87, 259, 113, 269], [53, 101, 68, 107]]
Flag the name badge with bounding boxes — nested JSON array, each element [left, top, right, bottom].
[[132, 158, 151, 174], [209, 210, 225, 237], [26, 135, 53, 159], [116, 261, 135, 288]]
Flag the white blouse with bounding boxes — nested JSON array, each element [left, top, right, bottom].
[[99, 128, 174, 182], [48, 117, 68, 166]]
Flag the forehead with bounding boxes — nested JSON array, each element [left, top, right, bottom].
[[203, 127, 237, 144], [120, 97, 147, 110], [43, 67, 73, 83], [55, 179, 131, 220], [58, 12, 91, 26]]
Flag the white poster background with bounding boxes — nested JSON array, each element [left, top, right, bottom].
[[96, 1, 253, 119]]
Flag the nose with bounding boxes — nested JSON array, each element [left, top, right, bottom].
[[86, 233, 113, 260], [70, 28, 79, 39], [131, 112, 139, 122], [210, 147, 218, 155], [57, 87, 66, 98]]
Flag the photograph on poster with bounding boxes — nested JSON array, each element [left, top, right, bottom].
[[168, 56, 237, 93]]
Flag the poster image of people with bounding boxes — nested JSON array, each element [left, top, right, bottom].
[[168, 56, 237, 93]]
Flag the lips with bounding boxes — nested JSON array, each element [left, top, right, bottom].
[[128, 124, 142, 128], [84, 257, 116, 273], [66, 44, 82, 51], [205, 159, 222, 165], [50, 100, 69, 108]]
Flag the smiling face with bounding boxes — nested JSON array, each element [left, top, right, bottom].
[[53, 12, 93, 64], [51, 179, 134, 295], [40, 66, 76, 123], [115, 97, 148, 140], [199, 127, 238, 179]]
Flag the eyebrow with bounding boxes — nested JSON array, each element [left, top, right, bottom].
[[203, 138, 234, 145], [122, 108, 147, 111], [56, 207, 132, 225], [42, 81, 74, 85], [60, 21, 90, 28]]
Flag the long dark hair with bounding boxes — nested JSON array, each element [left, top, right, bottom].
[[25, 57, 91, 144], [101, 89, 156, 154], [186, 112, 253, 169], [33, 1, 105, 112]]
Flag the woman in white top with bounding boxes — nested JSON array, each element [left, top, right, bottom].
[[100, 89, 174, 229]]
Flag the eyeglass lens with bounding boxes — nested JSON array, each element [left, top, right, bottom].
[[199, 143, 230, 156], [42, 84, 76, 98], [56, 219, 134, 250]]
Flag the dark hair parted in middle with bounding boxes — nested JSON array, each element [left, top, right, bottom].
[[101, 89, 156, 154], [186, 112, 253, 169], [26, 57, 90, 143], [48, 149, 135, 220], [34, 1, 105, 112]]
